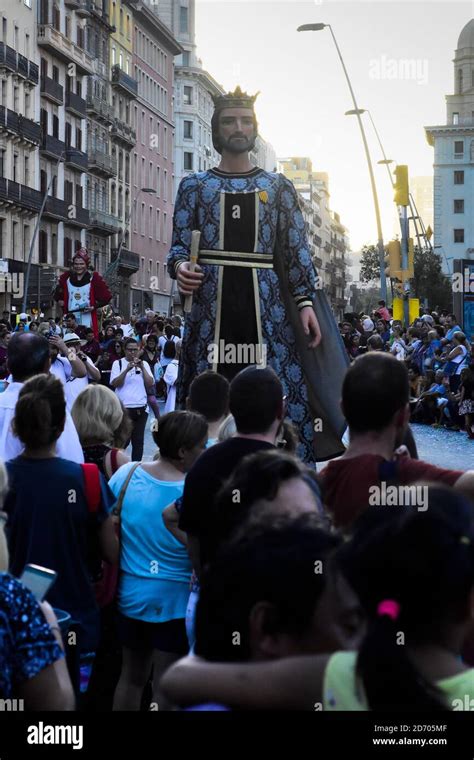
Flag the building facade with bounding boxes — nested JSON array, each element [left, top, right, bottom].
[[425, 18, 474, 274], [129, 1, 182, 315], [0, 1, 42, 313], [279, 158, 349, 319]]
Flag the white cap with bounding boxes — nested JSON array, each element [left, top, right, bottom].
[[19, 312, 28, 320], [363, 318, 375, 331]]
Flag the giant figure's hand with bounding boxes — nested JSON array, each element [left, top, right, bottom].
[[300, 306, 322, 349], [177, 262, 204, 296]]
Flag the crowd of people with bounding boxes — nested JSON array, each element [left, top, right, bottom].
[[0, 304, 473, 713], [339, 302, 474, 439]]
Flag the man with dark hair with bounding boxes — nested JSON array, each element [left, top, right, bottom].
[[318, 353, 474, 529], [195, 513, 362, 665], [168, 86, 348, 463], [178, 366, 285, 576], [214, 449, 323, 548], [187, 370, 229, 445], [0, 333, 84, 462]]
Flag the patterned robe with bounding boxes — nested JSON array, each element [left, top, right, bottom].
[[168, 166, 346, 462]]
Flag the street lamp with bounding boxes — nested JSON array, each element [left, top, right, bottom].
[[22, 148, 84, 314], [298, 23, 387, 301]]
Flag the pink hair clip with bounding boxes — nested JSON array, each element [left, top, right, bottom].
[[377, 599, 401, 621]]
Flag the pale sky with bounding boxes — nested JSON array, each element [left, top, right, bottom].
[[194, 0, 474, 250]]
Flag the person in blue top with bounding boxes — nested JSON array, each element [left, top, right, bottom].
[[110, 410, 208, 711], [4, 374, 118, 655]]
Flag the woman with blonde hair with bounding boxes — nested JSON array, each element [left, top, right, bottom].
[[72, 384, 131, 480]]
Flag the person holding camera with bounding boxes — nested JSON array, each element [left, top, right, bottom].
[[62, 334, 101, 411], [110, 338, 154, 460]]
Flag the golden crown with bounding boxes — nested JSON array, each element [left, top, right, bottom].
[[212, 86, 260, 112]]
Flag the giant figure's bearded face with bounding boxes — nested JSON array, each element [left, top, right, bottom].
[[214, 107, 258, 155]]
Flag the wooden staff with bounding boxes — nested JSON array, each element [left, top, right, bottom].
[[184, 230, 201, 313]]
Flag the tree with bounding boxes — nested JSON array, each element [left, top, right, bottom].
[[359, 244, 382, 284], [412, 246, 453, 311]]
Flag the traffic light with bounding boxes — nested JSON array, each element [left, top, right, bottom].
[[393, 165, 409, 206], [384, 240, 401, 279], [399, 238, 414, 282]]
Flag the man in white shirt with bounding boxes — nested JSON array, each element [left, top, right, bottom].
[[0, 333, 84, 463], [110, 337, 154, 460], [114, 315, 134, 338], [62, 333, 101, 411]]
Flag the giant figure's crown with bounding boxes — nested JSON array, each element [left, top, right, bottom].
[[212, 86, 260, 112]]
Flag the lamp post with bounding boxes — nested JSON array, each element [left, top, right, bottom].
[[22, 148, 86, 314], [298, 23, 387, 301]]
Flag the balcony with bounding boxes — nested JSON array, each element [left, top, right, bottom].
[[64, 204, 90, 228], [0, 43, 39, 84], [111, 247, 140, 274], [86, 94, 114, 124], [110, 118, 136, 148], [43, 196, 69, 221], [37, 25, 94, 76], [40, 134, 66, 160], [314, 233, 322, 248], [324, 241, 332, 254], [40, 74, 64, 105], [89, 209, 121, 236], [65, 90, 86, 119], [313, 255, 323, 269], [89, 0, 113, 26], [313, 213, 322, 228], [88, 148, 117, 178], [325, 262, 336, 274], [0, 106, 41, 146], [111, 65, 138, 99], [0, 178, 42, 215], [65, 148, 88, 172], [65, 0, 91, 15]]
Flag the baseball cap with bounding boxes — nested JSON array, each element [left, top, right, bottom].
[[362, 318, 375, 332], [19, 313, 28, 320]]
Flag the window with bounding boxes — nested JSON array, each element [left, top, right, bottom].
[[119, 52, 123, 70], [155, 262, 160, 289], [454, 171, 464, 184], [180, 6, 188, 33], [182, 51, 190, 66], [141, 111, 145, 144], [156, 208, 160, 240], [13, 86, 19, 112], [163, 170, 167, 200], [24, 155, 29, 185], [38, 229, 47, 264], [141, 257, 145, 287], [454, 199, 464, 213], [119, 8, 123, 35], [452, 112, 459, 125], [112, 47, 116, 66], [184, 152, 193, 171], [454, 140, 464, 156], [183, 85, 192, 105], [13, 154, 18, 182], [141, 156, 145, 186], [0, 149, 4, 177], [454, 229, 464, 243], [64, 237, 72, 268], [156, 166, 160, 197], [163, 127, 167, 157], [140, 202, 145, 235], [23, 225, 30, 261], [149, 161, 153, 187], [163, 212, 167, 244], [149, 206, 152, 238], [14, 25, 18, 51], [25, 33, 29, 57], [184, 120, 193, 139]]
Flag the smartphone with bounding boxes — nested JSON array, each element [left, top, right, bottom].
[[20, 564, 57, 601]]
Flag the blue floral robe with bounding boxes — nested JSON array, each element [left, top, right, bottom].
[[168, 167, 344, 462]]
